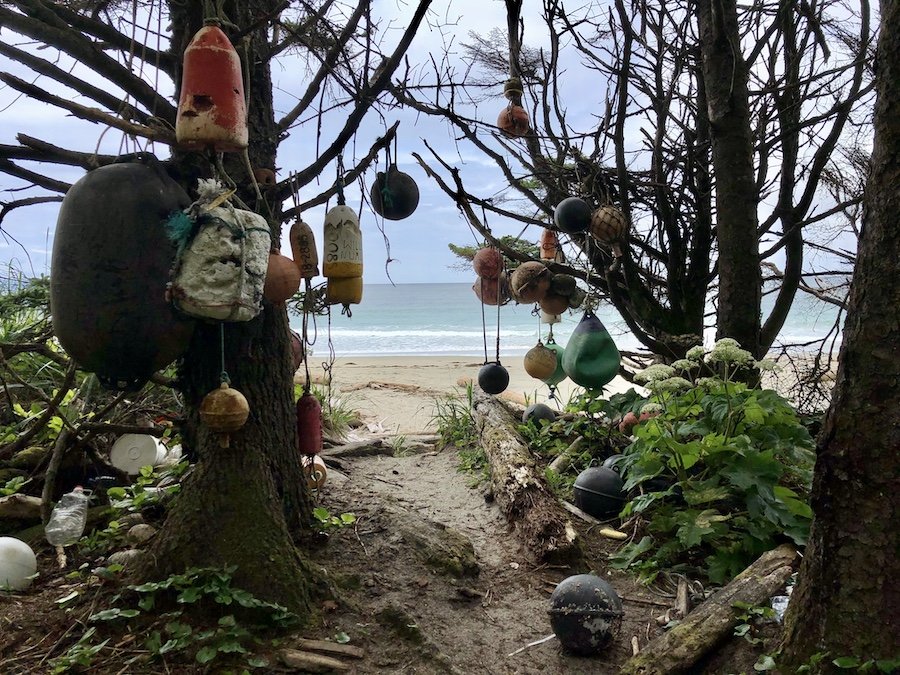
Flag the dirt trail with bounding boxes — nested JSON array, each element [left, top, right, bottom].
[[315, 446, 644, 674]]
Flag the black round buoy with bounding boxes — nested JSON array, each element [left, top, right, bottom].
[[573, 467, 627, 518], [601, 454, 625, 474], [522, 403, 557, 426], [549, 574, 623, 655], [554, 197, 592, 234], [478, 362, 510, 395]]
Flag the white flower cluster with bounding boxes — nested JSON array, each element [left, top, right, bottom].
[[671, 359, 696, 371], [705, 338, 754, 365], [634, 363, 676, 383], [652, 376, 693, 393]]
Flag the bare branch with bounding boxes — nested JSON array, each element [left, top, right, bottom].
[[0, 157, 71, 193], [0, 72, 175, 145]]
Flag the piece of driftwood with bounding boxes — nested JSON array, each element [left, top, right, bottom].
[[548, 436, 584, 474], [472, 390, 581, 563], [278, 648, 350, 672], [558, 500, 630, 539], [319, 438, 391, 458], [0, 494, 42, 521], [293, 638, 365, 659], [618, 544, 798, 675]]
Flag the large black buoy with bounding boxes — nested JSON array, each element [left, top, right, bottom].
[[549, 574, 623, 655], [370, 165, 420, 220], [51, 154, 196, 390], [573, 466, 627, 518], [553, 197, 592, 234], [601, 454, 625, 474], [478, 362, 509, 395]]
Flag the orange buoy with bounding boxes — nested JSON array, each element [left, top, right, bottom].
[[176, 22, 248, 152], [326, 275, 363, 306], [540, 229, 564, 262], [497, 104, 530, 137], [296, 390, 323, 456], [263, 251, 302, 304]]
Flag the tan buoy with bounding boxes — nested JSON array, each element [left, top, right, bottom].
[[524, 341, 558, 381], [289, 218, 319, 279], [540, 229, 564, 262], [510, 261, 551, 304], [323, 204, 363, 312], [303, 455, 327, 489], [263, 251, 302, 303], [199, 382, 249, 447]]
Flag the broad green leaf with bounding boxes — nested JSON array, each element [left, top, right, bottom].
[[196, 646, 219, 664], [833, 656, 862, 668]]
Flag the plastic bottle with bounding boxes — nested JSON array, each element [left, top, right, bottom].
[[44, 487, 89, 547]]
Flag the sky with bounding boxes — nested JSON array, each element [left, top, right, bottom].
[[0, 0, 560, 286]]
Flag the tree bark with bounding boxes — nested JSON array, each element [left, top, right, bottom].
[[696, 0, 761, 356], [471, 390, 581, 563], [780, 1, 900, 669], [136, 0, 314, 614], [619, 545, 797, 675]]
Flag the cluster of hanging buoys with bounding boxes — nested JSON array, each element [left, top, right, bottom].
[[175, 20, 248, 152], [51, 154, 197, 390], [323, 202, 363, 312]]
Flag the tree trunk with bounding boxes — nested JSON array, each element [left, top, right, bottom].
[[780, 2, 900, 669], [136, 0, 313, 614], [696, 0, 761, 357]]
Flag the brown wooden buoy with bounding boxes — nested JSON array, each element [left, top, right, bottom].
[[510, 261, 551, 304], [540, 292, 570, 316], [524, 341, 558, 381], [263, 251, 302, 303], [497, 104, 530, 137], [200, 382, 250, 447]]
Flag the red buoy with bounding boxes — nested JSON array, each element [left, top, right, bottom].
[[296, 391, 322, 456], [176, 22, 248, 152]]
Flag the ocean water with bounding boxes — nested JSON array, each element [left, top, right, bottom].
[[289, 283, 842, 358]]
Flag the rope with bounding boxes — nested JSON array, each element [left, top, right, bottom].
[[480, 276, 489, 364], [336, 155, 346, 205], [219, 323, 229, 385]]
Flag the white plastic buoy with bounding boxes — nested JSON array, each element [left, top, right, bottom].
[[110, 434, 167, 475], [0, 536, 37, 591]]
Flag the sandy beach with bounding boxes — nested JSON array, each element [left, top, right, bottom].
[[301, 355, 639, 435]]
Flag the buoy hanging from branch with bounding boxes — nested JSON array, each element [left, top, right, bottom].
[[473, 247, 504, 279], [289, 218, 319, 279], [51, 154, 196, 391], [554, 197, 592, 235], [510, 261, 551, 304], [540, 229, 564, 262], [176, 21, 248, 152], [263, 251, 301, 304], [497, 103, 530, 137], [296, 389, 323, 456], [524, 340, 557, 381], [562, 310, 621, 390], [168, 180, 270, 322], [200, 381, 250, 448], [371, 166, 420, 220], [323, 160, 363, 313], [590, 205, 629, 269]]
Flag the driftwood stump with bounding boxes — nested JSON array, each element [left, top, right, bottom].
[[619, 544, 798, 675], [472, 390, 581, 563]]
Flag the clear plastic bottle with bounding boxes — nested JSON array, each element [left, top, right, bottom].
[[44, 486, 89, 547]]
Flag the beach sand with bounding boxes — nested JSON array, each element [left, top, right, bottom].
[[299, 355, 639, 435]]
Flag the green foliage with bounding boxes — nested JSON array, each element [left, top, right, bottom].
[[792, 652, 900, 673], [457, 446, 489, 487], [611, 340, 816, 583], [732, 601, 777, 645], [432, 383, 478, 448], [51, 566, 297, 672], [104, 461, 188, 515], [446, 236, 540, 271], [0, 476, 30, 496], [312, 507, 357, 531]]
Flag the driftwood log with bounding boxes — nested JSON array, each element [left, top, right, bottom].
[[472, 390, 581, 563], [0, 494, 43, 521], [619, 544, 798, 675]]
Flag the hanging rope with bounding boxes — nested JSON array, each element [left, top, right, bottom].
[[336, 155, 346, 205], [219, 323, 230, 385]]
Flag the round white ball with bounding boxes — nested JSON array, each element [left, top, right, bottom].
[[0, 536, 37, 591]]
